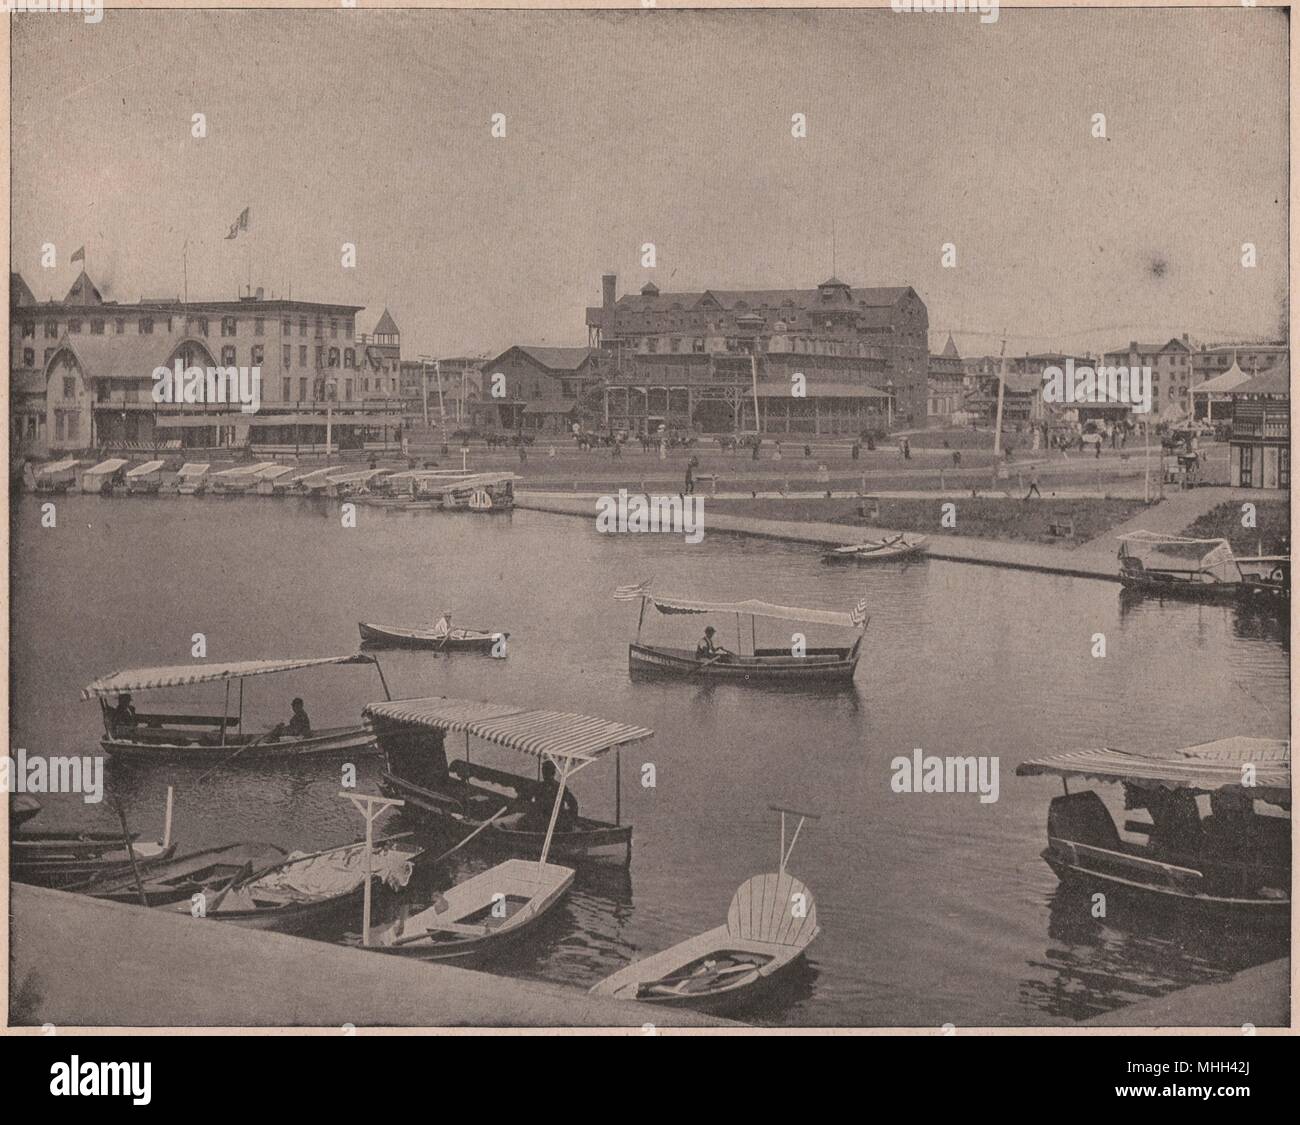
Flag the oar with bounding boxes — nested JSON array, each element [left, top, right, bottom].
[[690, 652, 730, 676], [113, 798, 150, 908], [194, 728, 277, 784], [205, 860, 253, 912], [424, 806, 511, 867], [239, 831, 416, 886]]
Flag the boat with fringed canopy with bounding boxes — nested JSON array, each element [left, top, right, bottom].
[[81, 653, 392, 764], [1117, 531, 1289, 603], [616, 582, 868, 685]]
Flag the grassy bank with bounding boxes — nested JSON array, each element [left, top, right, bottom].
[[706, 495, 1150, 546], [1179, 498, 1290, 555]]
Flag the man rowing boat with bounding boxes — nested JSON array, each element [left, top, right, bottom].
[[695, 626, 730, 660]]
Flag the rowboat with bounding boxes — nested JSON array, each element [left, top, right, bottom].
[[79, 458, 128, 494], [81, 652, 393, 765], [823, 533, 928, 563], [163, 837, 420, 934], [368, 697, 653, 961], [124, 460, 166, 495], [1016, 737, 1290, 916], [370, 697, 649, 866], [358, 618, 507, 653], [1117, 532, 1289, 604], [592, 807, 821, 1013], [12, 831, 176, 889], [617, 584, 869, 686], [72, 841, 289, 905]]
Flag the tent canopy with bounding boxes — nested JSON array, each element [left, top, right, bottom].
[[82, 654, 375, 699], [646, 594, 857, 629]]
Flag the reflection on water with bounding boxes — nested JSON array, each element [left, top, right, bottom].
[[9, 495, 1290, 1025]]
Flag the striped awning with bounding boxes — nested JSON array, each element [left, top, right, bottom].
[[363, 697, 653, 762], [82, 654, 375, 700], [648, 594, 856, 629], [1016, 741, 1290, 802]]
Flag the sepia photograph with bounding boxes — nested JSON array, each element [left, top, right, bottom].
[[3, 2, 1293, 1050]]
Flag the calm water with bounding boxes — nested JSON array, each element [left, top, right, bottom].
[[10, 493, 1290, 1026]]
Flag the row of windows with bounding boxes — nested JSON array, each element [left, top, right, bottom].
[[17, 313, 356, 341], [273, 377, 395, 402]]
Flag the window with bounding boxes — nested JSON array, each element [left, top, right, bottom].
[[283, 345, 292, 367], [23, 348, 34, 366], [1280, 447, 1290, 488], [346, 318, 354, 336], [44, 347, 55, 364], [139, 318, 154, 335], [45, 321, 58, 338], [251, 345, 265, 366], [299, 377, 307, 401], [221, 346, 236, 365], [282, 319, 292, 334], [316, 345, 324, 368], [69, 319, 82, 334], [300, 345, 308, 366], [282, 378, 292, 401], [91, 319, 105, 335], [344, 348, 355, 369], [344, 380, 352, 401], [63, 376, 76, 398], [299, 318, 307, 336], [329, 318, 338, 337], [219, 317, 234, 336], [1238, 444, 1254, 488], [363, 378, 370, 393], [254, 318, 265, 336], [115, 319, 126, 334], [55, 413, 64, 441], [196, 317, 209, 336], [328, 347, 340, 368], [315, 317, 324, 337], [65, 412, 78, 441], [21, 322, 34, 338]]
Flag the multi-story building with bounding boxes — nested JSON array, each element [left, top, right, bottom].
[[585, 273, 927, 434], [470, 345, 601, 434], [1101, 336, 1195, 419], [1192, 341, 1288, 386], [10, 270, 404, 454], [927, 334, 965, 425]]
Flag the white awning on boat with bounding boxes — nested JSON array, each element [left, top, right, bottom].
[[81, 654, 376, 699], [37, 458, 79, 475], [177, 462, 210, 477], [363, 697, 653, 762], [211, 461, 278, 479], [126, 460, 166, 478], [1016, 740, 1290, 801], [647, 594, 857, 629], [253, 464, 296, 481], [84, 458, 129, 476], [328, 468, 390, 484]]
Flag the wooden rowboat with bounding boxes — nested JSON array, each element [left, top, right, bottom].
[[592, 807, 821, 1014], [72, 841, 289, 905], [358, 621, 507, 653], [823, 534, 928, 563], [12, 832, 177, 889]]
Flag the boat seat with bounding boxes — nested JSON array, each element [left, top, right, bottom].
[[449, 759, 539, 797], [726, 872, 818, 947], [1047, 791, 1122, 851]]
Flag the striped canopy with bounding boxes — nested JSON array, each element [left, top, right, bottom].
[[1016, 740, 1290, 802], [648, 594, 856, 629], [82, 654, 374, 699], [363, 697, 653, 762]]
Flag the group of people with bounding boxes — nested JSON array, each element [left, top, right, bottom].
[[108, 693, 312, 742]]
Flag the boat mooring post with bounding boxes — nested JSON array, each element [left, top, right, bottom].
[[163, 785, 174, 850], [339, 791, 404, 947]]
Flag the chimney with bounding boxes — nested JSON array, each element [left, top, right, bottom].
[[602, 273, 616, 312]]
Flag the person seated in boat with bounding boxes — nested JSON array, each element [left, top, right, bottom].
[[695, 626, 730, 660], [1147, 788, 1203, 861], [268, 698, 312, 742], [109, 693, 137, 734], [528, 761, 579, 832]]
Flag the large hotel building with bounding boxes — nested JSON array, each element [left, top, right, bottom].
[[585, 273, 928, 435], [10, 270, 405, 455]]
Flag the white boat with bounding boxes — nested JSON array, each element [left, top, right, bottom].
[[592, 807, 821, 1014], [368, 696, 654, 963], [80, 458, 129, 494], [208, 462, 278, 494], [824, 534, 928, 563], [253, 464, 297, 495], [125, 460, 166, 495], [32, 458, 79, 493], [175, 462, 210, 494]]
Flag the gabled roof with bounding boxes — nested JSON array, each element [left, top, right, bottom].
[[374, 308, 400, 336], [1229, 364, 1289, 397], [64, 270, 104, 306], [941, 333, 960, 359], [11, 272, 36, 308], [610, 284, 913, 315], [491, 345, 595, 372], [48, 330, 216, 381], [1191, 362, 1250, 395]]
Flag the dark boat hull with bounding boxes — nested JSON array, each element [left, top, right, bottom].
[[628, 643, 859, 685], [1119, 570, 1289, 605], [100, 725, 376, 764]]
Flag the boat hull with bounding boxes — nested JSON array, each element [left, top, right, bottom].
[[358, 622, 506, 652], [629, 643, 859, 685], [100, 725, 377, 764]]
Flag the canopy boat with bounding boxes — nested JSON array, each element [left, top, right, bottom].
[[32, 458, 79, 493], [163, 837, 420, 934], [358, 615, 507, 653], [71, 841, 289, 905], [618, 584, 869, 685], [252, 464, 297, 495], [359, 470, 515, 512], [369, 697, 652, 962], [79, 458, 129, 494], [1116, 532, 1289, 604], [208, 461, 278, 495], [175, 462, 210, 494], [437, 471, 515, 512], [326, 468, 391, 498], [81, 652, 393, 764], [371, 696, 651, 867], [592, 807, 821, 1014], [823, 534, 928, 563], [285, 466, 337, 495], [1016, 737, 1290, 916], [124, 459, 166, 495]]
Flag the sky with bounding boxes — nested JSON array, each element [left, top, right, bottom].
[[11, 8, 1289, 360]]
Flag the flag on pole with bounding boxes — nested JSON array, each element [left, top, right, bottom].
[[614, 580, 653, 601], [225, 207, 250, 240], [70, 246, 85, 263], [849, 595, 869, 628]]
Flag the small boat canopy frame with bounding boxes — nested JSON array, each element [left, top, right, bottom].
[[363, 696, 653, 866], [37, 458, 79, 475], [176, 462, 210, 477], [1016, 738, 1290, 808], [85, 458, 129, 476], [211, 461, 278, 479], [1117, 531, 1241, 573], [81, 653, 383, 700], [770, 803, 820, 876], [126, 460, 166, 478]]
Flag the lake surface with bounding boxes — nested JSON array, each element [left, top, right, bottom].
[[9, 493, 1290, 1026]]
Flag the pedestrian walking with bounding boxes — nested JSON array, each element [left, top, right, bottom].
[[1024, 466, 1041, 500]]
